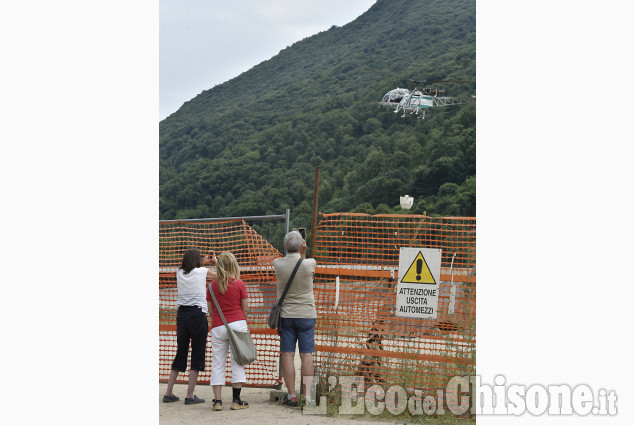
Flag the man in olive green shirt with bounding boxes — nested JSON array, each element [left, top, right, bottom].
[[273, 231, 317, 406]]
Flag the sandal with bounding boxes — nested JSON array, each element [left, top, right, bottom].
[[212, 399, 223, 411], [280, 394, 297, 407], [231, 398, 249, 410]]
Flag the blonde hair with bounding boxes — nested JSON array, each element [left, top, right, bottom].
[[216, 251, 240, 295]]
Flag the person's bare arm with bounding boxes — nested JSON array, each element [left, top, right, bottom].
[[206, 268, 217, 281], [203, 252, 217, 280], [299, 240, 307, 259], [241, 297, 248, 314]]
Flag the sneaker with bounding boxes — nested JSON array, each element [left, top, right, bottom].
[[184, 395, 205, 405], [163, 394, 179, 403], [281, 394, 297, 407]]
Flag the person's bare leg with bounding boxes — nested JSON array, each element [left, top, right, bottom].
[[213, 385, 222, 401], [186, 370, 199, 398], [300, 353, 314, 398], [281, 352, 296, 396], [165, 369, 179, 396]]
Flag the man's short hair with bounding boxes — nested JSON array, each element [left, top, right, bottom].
[[284, 231, 303, 253]]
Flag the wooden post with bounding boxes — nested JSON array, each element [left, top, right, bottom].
[[309, 166, 320, 258]]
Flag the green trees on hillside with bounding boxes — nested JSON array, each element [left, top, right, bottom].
[[159, 0, 476, 226]]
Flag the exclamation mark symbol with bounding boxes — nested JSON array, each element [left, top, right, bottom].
[[416, 259, 422, 281]]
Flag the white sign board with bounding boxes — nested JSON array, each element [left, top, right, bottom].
[[395, 247, 441, 319]]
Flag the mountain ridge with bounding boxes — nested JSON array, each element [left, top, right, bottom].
[[160, 0, 476, 226]]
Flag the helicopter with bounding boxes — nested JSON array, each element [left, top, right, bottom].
[[378, 79, 475, 120]]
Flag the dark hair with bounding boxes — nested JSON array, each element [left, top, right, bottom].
[[180, 248, 201, 274]]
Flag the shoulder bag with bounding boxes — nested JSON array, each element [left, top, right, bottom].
[[268, 258, 303, 330], [208, 282, 257, 366]]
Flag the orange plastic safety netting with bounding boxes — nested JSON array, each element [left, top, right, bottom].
[[159, 219, 283, 387], [311, 213, 476, 397], [159, 213, 476, 397]]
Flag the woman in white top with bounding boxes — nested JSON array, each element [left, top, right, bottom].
[[163, 248, 216, 405]]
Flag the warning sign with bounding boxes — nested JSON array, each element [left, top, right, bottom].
[[396, 247, 441, 319], [401, 251, 436, 284]]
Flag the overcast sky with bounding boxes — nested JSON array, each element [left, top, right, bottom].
[[160, 0, 377, 121]]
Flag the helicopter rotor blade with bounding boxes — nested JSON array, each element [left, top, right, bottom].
[[410, 78, 476, 85]]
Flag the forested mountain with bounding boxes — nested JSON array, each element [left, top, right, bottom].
[[160, 0, 476, 229]]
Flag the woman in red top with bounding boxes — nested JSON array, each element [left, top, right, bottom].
[[206, 251, 250, 411]]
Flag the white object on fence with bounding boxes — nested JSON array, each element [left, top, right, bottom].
[[449, 253, 457, 314], [334, 276, 340, 309]]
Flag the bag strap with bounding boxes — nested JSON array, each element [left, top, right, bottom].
[[277, 258, 303, 307], [208, 282, 231, 330]]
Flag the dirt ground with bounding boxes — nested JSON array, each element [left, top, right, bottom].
[[158, 346, 470, 425], [158, 382, 410, 425], [160, 351, 406, 425]]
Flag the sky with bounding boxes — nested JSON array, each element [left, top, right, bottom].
[[160, 0, 377, 121]]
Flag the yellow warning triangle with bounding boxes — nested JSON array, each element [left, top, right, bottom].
[[401, 251, 436, 284]]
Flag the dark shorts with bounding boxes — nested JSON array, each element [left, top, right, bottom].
[[171, 305, 208, 372], [279, 318, 316, 353]]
